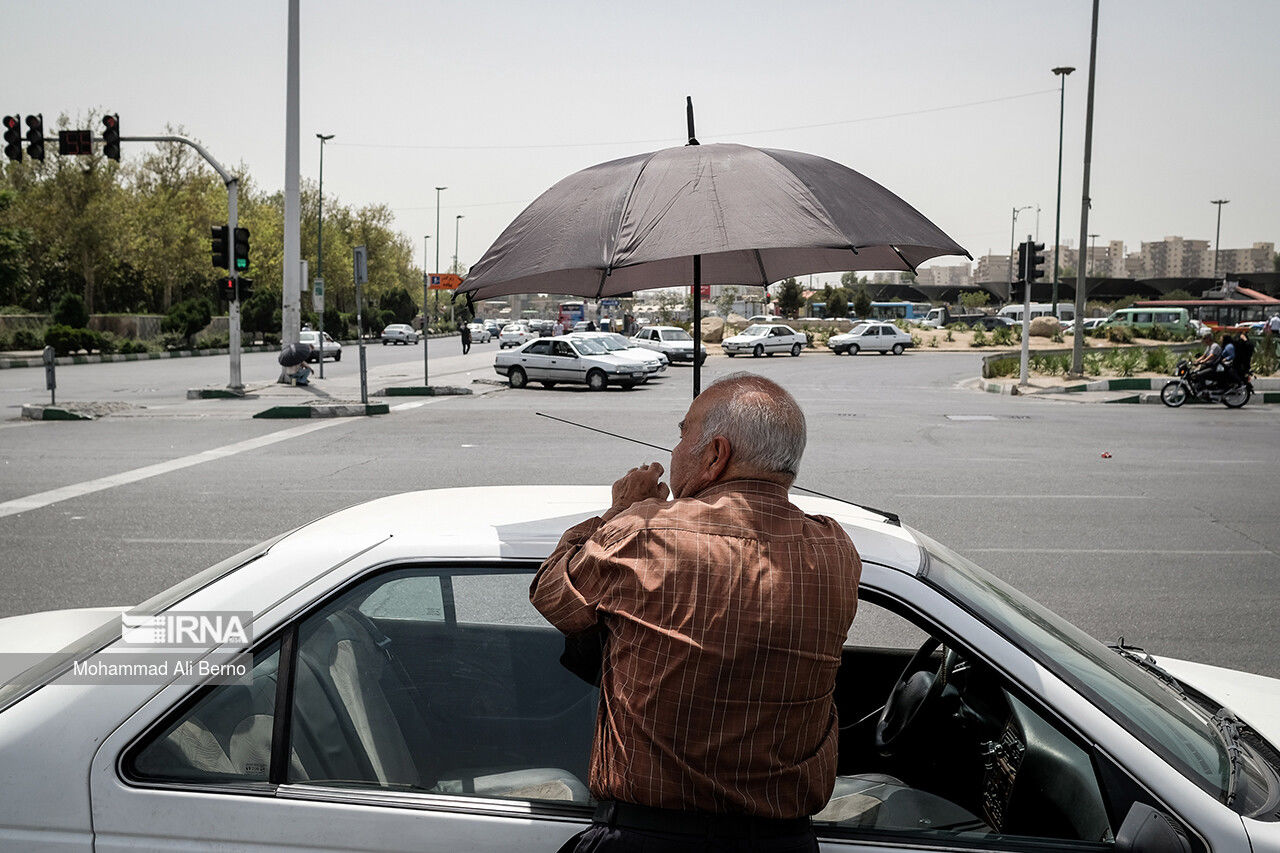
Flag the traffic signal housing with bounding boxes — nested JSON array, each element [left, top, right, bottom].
[[3, 116, 21, 162], [217, 276, 237, 303], [233, 227, 250, 271], [211, 225, 230, 269], [25, 114, 43, 161], [1025, 240, 1046, 283], [237, 277, 253, 302], [102, 114, 120, 161]]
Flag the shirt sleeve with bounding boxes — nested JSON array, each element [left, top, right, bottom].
[[530, 515, 611, 634]]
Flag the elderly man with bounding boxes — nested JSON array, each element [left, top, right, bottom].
[[531, 373, 861, 852]]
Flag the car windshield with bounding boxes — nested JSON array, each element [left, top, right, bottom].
[[741, 325, 770, 336], [605, 334, 632, 348], [573, 339, 608, 355], [912, 528, 1232, 801], [661, 329, 692, 342], [591, 336, 625, 351]]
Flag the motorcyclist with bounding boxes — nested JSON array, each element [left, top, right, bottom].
[[1190, 331, 1222, 389], [1233, 330, 1255, 384]]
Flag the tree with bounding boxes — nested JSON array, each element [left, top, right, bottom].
[[713, 285, 739, 319], [1163, 289, 1194, 302], [53, 293, 90, 328], [0, 189, 30, 308], [161, 297, 213, 347], [380, 286, 418, 324], [826, 289, 849, 318], [777, 278, 803, 318], [959, 291, 991, 311], [852, 286, 872, 319], [839, 271, 867, 288]]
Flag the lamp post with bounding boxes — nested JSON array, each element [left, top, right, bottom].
[[1051, 66, 1075, 315], [1211, 199, 1229, 281], [435, 186, 447, 332], [315, 133, 333, 378], [453, 213, 464, 323], [1088, 233, 1099, 277], [1008, 205, 1033, 299], [422, 234, 431, 384]]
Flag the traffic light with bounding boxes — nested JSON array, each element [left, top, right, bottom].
[[232, 227, 250, 271], [102, 114, 120, 161], [1025, 241, 1046, 283], [237, 277, 253, 302], [24, 114, 43, 161], [211, 225, 230, 269], [3, 116, 21, 162], [217, 277, 237, 302]]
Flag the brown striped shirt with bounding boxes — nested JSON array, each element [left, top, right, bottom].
[[531, 479, 860, 819]]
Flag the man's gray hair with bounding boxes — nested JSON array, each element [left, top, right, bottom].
[[692, 372, 806, 478]]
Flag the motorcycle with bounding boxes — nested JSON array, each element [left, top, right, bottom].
[[1160, 359, 1253, 408]]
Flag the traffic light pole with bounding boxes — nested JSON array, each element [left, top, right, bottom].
[[123, 135, 243, 392], [1019, 235, 1032, 387]]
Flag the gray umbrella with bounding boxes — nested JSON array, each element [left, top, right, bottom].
[[459, 118, 968, 394], [278, 341, 312, 367]]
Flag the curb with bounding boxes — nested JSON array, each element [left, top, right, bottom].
[[0, 344, 282, 370], [186, 388, 250, 399], [376, 386, 473, 397], [975, 378, 1280, 405], [253, 403, 390, 419], [21, 404, 93, 421]]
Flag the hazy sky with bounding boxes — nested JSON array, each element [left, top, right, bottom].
[[8, 0, 1278, 286]]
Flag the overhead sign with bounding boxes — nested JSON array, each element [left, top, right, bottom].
[[428, 273, 464, 290], [601, 298, 620, 307]]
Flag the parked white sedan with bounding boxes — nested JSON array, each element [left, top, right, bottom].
[[2, 485, 1277, 851], [565, 333, 666, 381], [722, 323, 806, 357], [299, 330, 342, 361], [828, 322, 913, 355], [629, 326, 707, 364], [498, 324, 536, 349], [494, 337, 648, 390]]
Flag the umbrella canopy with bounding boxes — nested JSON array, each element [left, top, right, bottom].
[[278, 341, 312, 367], [459, 143, 969, 301]]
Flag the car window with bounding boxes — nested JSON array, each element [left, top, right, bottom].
[[524, 340, 552, 355], [742, 325, 769, 336], [819, 596, 1112, 848], [283, 567, 593, 802], [661, 329, 692, 342], [552, 341, 576, 357]]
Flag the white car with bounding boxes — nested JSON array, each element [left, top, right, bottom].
[[629, 325, 707, 364], [380, 323, 419, 345], [721, 323, 806, 357], [466, 323, 491, 344], [828, 322, 913, 355], [1, 485, 1276, 851], [494, 336, 649, 390], [565, 333, 666, 380], [498, 324, 536, 349], [299, 330, 341, 361]]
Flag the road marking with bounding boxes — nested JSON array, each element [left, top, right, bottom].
[[0, 419, 346, 520], [963, 548, 1273, 556], [391, 401, 426, 411], [123, 538, 260, 545]]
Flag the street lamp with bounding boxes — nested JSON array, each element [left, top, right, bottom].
[[1008, 205, 1033, 297], [315, 132, 334, 378], [1088, 233, 1100, 277], [1051, 66, 1075, 315], [452, 213, 464, 323], [1211, 199, 1229, 281], [422, 234, 431, 385]]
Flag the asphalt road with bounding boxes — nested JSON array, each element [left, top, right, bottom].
[[2, 342, 1277, 677]]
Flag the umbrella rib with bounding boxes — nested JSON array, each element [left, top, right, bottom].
[[752, 249, 768, 288], [890, 245, 919, 274], [603, 149, 663, 285]]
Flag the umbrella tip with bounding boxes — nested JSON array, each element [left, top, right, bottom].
[[685, 95, 699, 146]]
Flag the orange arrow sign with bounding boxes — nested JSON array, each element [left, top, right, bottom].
[[428, 273, 464, 290]]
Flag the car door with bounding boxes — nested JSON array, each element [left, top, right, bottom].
[[515, 339, 553, 379], [550, 340, 582, 382], [91, 563, 598, 852], [768, 326, 789, 352]]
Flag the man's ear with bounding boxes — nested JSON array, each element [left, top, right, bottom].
[[705, 435, 733, 481]]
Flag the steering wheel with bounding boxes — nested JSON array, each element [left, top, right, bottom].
[[875, 637, 959, 752]]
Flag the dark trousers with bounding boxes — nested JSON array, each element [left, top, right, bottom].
[[560, 802, 818, 853]]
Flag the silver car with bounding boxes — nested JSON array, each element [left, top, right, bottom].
[[1, 485, 1276, 851], [828, 322, 913, 355], [721, 323, 806, 357], [629, 325, 707, 364], [494, 337, 649, 390], [566, 333, 666, 380], [381, 323, 419, 345], [299, 330, 342, 361]]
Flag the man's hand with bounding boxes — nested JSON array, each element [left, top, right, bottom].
[[602, 462, 670, 522]]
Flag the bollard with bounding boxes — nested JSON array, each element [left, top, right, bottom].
[[42, 346, 56, 405]]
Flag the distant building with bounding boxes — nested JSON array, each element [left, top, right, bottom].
[[915, 264, 973, 288]]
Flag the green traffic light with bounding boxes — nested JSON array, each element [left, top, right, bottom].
[[236, 259, 247, 270]]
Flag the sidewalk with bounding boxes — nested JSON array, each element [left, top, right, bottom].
[[967, 375, 1280, 405]]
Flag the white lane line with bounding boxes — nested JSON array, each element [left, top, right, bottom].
[[0, 419, 346, 520], [123, 538, 260, 545], [962, 548, 1272, 556], [391, 401, 427, 411]]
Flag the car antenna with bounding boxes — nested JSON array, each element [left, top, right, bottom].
[[535, 411, 901, 526]]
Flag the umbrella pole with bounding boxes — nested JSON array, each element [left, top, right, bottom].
[[693, 255, 702, 397]]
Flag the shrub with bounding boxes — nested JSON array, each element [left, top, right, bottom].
[[1105, 325, 1134, 344], [0, 331, 12, 351], [119, 339, 149, 355], [1145, 346, 1173, 374], [970, 327, 989, 347], [1113, 348, 1141, 377], [90, 330, 116, 354], [928, 337, 938, 348], [263, 332, 281, 347], [158, 332, 185, 351], [991, 326, 1014, 346], [1051, 331, 1064, 343], [1083, 353, 1103, 376], [944, 328, 954, 342], [195, 332, 230, 349], [45, 324, 83, 355], [12, 328, 44, 350], [987, 356, 1018, 377], [161, 298, 214, 347], [52, 293, 90, 329]]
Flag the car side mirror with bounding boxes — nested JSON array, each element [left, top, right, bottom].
[[1114, 802, 1191, 853]]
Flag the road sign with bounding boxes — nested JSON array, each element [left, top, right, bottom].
[[601, 298, 620, 307], [312, 277, 324, 311], [428, 273, 463, 290]]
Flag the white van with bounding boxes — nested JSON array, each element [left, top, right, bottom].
[[998, 302, 1075, 324]]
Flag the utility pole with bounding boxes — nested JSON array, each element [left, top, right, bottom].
[[422, 234, 431, 385], [1051, 66, 1075, 315], [315, 132, 333, 378], [1211, 199, 1229, 281], [1071, 0, 1101, 378], [1008, 206, 1032, 301]]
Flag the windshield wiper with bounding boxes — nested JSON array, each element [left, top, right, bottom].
[[1108, 638, 1188, 700], [1211, 710, 1244, 807]]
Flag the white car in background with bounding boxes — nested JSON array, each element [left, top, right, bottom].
[[828, 322, 913, 355], [565, 333, 666, 380], [721, 323, 806, 357], [380, 324, 419, 345], [1, 485, 1277, 851], [299, 330, 342, 361], [466, 323, 492, 343], [629, 325, 707, 364], [498, 324, 536, 349], [494, 336, 648, 390]]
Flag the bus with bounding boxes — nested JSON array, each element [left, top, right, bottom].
[[557, 300, 586, 329], [1133, 290, 1280, 330], [869, 301, 932, 322]]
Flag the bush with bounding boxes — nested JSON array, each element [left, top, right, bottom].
[[991, 325, 1014, 346], [970, 327, 989, 347], [52, 293, 90, 329], [928, 336, 938, 348], [1105, 325, 1134, 344], [987, 356, 1018, 377], [263, 332, 281, 347], [119, 339, 149, 355], [45, 324, 83, 355], [1113, 348, 1141, 377], [944, 328, 954, 342], [1145, 346, 1174, 374], [195, 332, 230, 349], [158, 332, 185, 351], [11, 327, 44, 350], [161, 298, 214, 347], [93, 330, 117, 354], [1083, 353, 1104, 376]]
